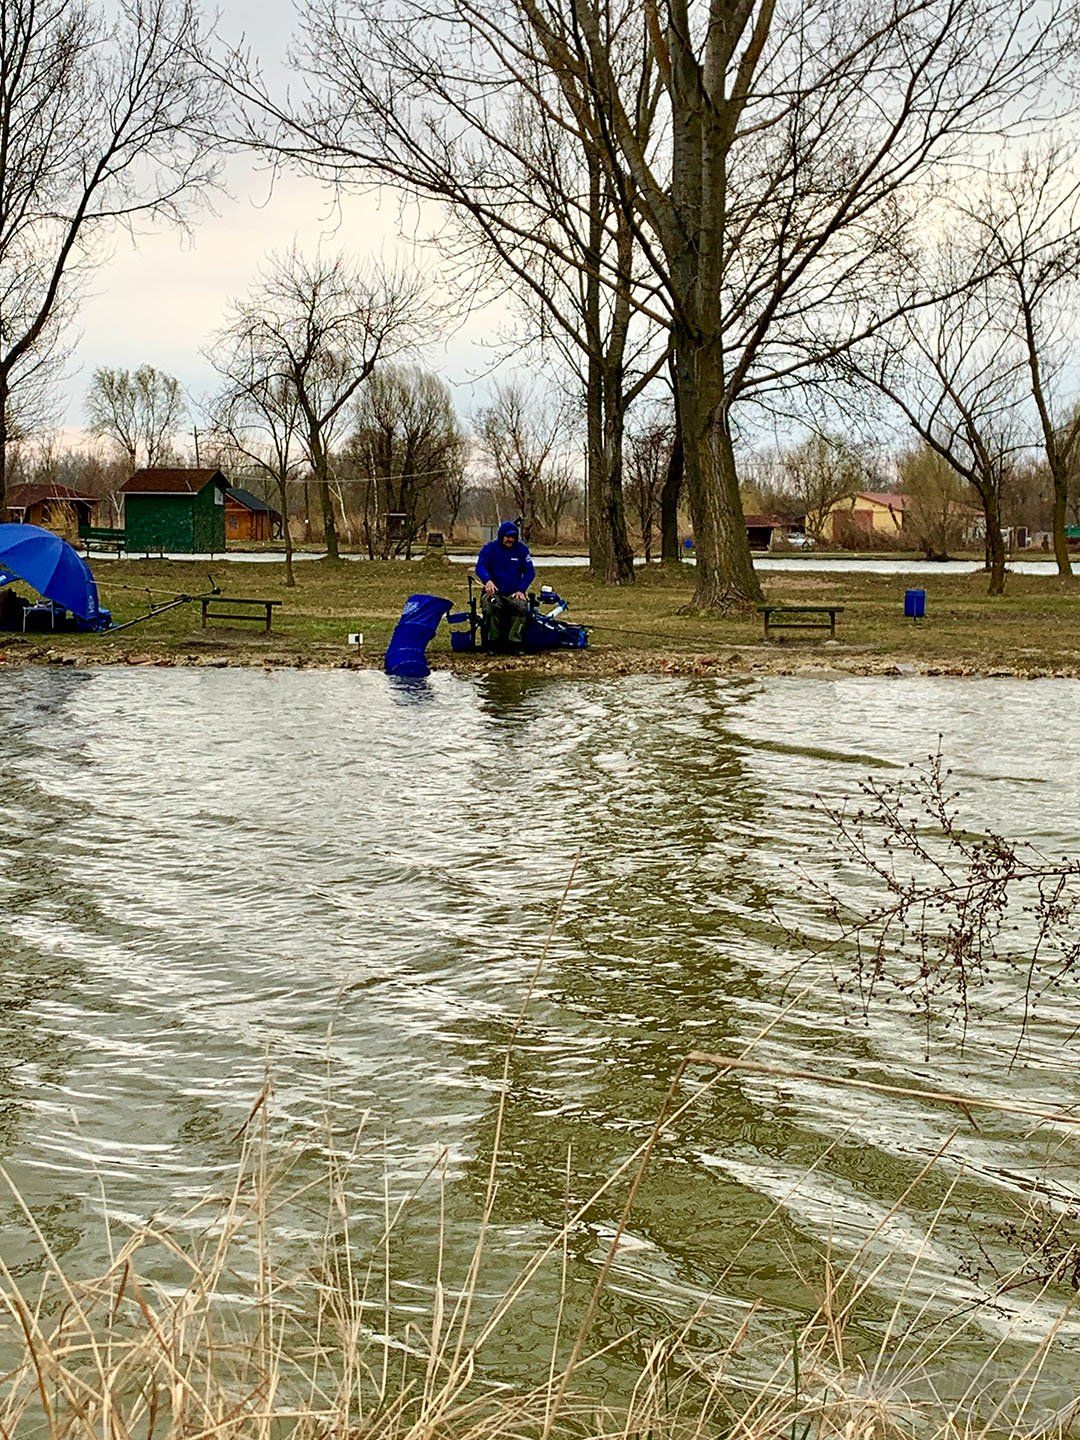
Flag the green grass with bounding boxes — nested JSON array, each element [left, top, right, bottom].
[[4, 555, 1080, 675]]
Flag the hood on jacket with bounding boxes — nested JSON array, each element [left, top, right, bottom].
[[497, 520, 520, 541]]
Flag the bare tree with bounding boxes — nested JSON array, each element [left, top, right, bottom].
[[782, 434, 865, 541], [625, 409, 674, 561], [474, 383, 577, 544], [348, 365, 465, 557], [248, 0, 1071, 609], [212, 0, 669, 585], [0, 0, 220, 504], [970, 153, 1080, 577], [899, 442, 976, 562], [220, 250, 427, 560], [439, 457, 469, 542], [855, 258, 1024, 595], [204, 329, 307, 587], [561, 0, 1071, 609], [86, 365, 186, 469]]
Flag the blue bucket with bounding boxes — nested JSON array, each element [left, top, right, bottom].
[[904, 588, 926, 620]]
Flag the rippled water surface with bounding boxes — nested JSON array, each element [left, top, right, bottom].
[[1, 669, 1078, 1406]]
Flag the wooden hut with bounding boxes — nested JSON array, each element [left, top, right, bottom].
[[120, 468, 228, 553], [743, 513, 807, 550], [6, 484, 96, 539], [224, 486, 281, 543]]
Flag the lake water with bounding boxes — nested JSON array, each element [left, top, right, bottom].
[[1, 669, 1077, 1420], [97, 550, 1065, 575]]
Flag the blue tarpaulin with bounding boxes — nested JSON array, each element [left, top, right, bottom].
[[384, 594, 452, 677], [0, 524, 108, 627]]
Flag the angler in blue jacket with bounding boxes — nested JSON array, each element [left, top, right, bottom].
[[475, 520, 536, 648]]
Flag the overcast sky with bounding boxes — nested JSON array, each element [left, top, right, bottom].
[[58, 0, 514, 447]]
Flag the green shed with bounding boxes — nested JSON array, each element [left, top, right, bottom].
[[120, 468, 229, 554]]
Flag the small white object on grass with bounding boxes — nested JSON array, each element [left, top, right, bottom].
[[348, 632, 363, 646]]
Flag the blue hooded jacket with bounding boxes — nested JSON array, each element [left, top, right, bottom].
[[475, 521, 536, 595]]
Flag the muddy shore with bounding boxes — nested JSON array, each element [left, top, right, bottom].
[[5, 637, 1074, 680]]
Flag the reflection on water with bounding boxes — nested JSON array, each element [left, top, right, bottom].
[[0, 668, 1077, 1396]]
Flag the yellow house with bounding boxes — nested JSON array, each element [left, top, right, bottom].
[[823, 491, 908, 545]]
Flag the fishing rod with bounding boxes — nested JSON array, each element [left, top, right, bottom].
[[101, 578, 221, 635], [583, 621, 734, 647]]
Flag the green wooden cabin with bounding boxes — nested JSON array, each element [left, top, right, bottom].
[[120, 468, 229, 554]]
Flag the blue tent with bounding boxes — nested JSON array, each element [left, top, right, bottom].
[[0, 524, 109, 628]]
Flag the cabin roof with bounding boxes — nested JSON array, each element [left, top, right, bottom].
[[225, 485, 279, 514], [6, 483, 96, 509], [121, 467, 227, 495]]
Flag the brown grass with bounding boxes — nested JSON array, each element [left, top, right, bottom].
[[2, 1045, 1078, 1439]]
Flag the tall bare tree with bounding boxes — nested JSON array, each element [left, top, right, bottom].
[[348, 365, 465, 557], [625, 408, 674, 561], [475, 382, 577, 544], [0, 0, 220, 503], [223, 0, 1070, 610], [782, 434, 865, 541], [220, 250, 427, 560], [564, 0, 1071, 607], [204, 329, 306, 586], [86, 365, 186, 469], [970, 152, 1080, 577], [856, 259, 1024, 595], [209, 0, 672, 584]]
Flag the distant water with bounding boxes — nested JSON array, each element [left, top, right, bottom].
[[95, 550, 1064, 575], [1, 669, 1076, 1412]]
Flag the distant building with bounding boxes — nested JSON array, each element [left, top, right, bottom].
[[224, 486, 281, 543], [743, 513, 807, 550], [120, 468, 229, 553], [6, 484, 97, 539], [823, 492, 908, 545]]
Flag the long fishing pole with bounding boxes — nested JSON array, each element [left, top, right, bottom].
[[584, 620, 741, 647], [100, 580, 221, 635]]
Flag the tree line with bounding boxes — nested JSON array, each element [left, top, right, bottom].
[[3, 0, 1080, 602]]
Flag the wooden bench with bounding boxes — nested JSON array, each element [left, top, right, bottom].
[[201, 596, 281, 634], [80, 526, 126, 555], [758, 604, 844, 640], [79, 527, 164, 558]]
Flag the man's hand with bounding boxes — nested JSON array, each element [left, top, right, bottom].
[[511, 591, 526, 603], [484, 580, 497, 598]]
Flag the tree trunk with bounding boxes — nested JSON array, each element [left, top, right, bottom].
[[675, 338, 763, 610], [310, 428, 339, 559], [1051, 467, 1072, 577], [582, 157, 635, 586], [584, 355, 635, 584], [278, 474, 295, 588], [983, 491, 1007, 595], [660, 403, 683, 563], [0, 372, 9, 513], [320, 482, 339, 559]]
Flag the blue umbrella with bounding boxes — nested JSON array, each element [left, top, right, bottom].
[[0, 523, 106, 626]]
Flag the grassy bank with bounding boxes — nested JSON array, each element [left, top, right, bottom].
[[4, 554, 1080, 676]]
